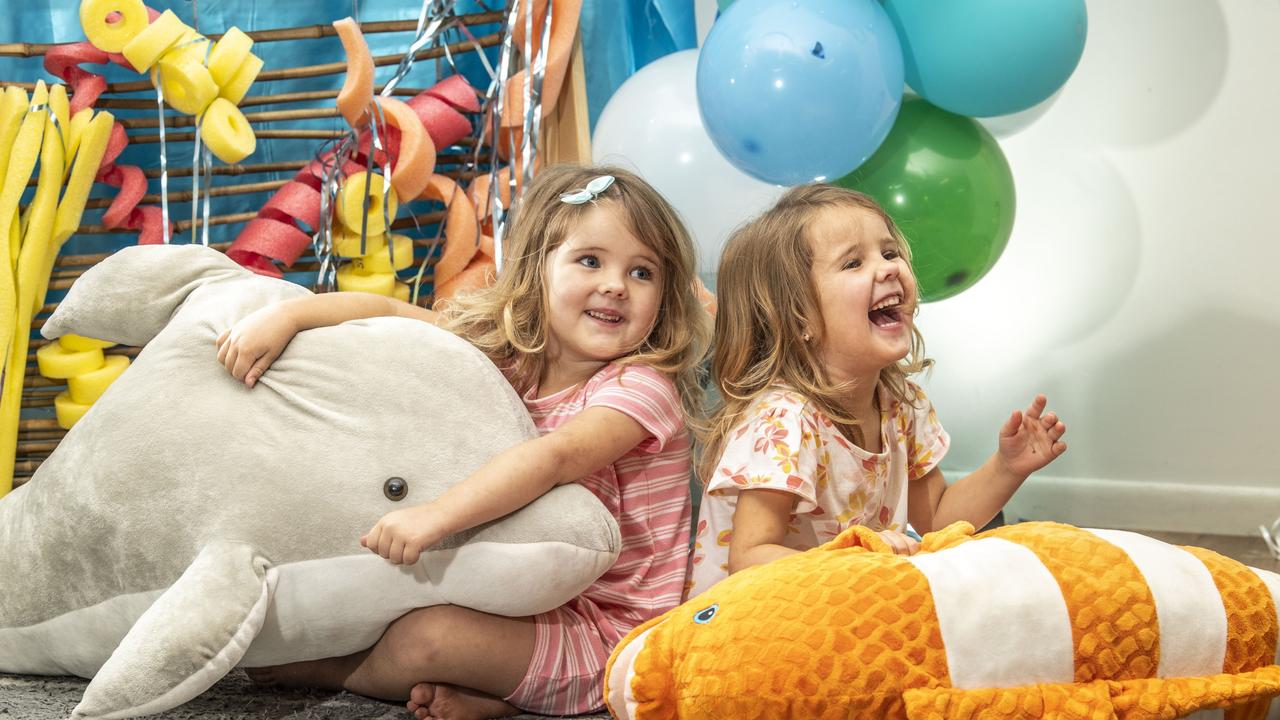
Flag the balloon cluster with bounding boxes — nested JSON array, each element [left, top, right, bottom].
[[595, 0, 1086, 301]]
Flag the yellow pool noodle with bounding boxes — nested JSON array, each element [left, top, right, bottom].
[[337, 171, 398, 236], [199, 98, 255, 163], [351, 233, 412, 273], [218, 52, 263, 106], [49, 111, 114, 309], [336, 265, 395, 296], [0, 86, 28, 188], [79, 0, 149, 53], [331, 226, 385, 258], [157, 57, 218, 116], [68, 354, 130, 405], [59, 334, 116, 352], [53, 391, 93, 430], [121, 9, 186, 73], [0, 82, 47, 269], [207, 27, 253, 88], [62, 108, 94, 182], [36, 342, 105, 379]]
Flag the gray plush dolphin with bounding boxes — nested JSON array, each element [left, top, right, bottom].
[[0, 244, 622, 719]]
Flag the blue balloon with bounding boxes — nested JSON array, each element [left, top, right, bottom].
[[696, 0, 904, 186], [882, 0, 1087, 118]]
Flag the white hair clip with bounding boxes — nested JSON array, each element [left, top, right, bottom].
[[559, 174, 615, 205]]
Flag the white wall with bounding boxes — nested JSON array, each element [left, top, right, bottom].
[[692, 0, 1280, 535], [915, 0, 1280, 535]]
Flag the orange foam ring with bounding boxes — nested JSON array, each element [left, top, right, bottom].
[[500, 0, 582, 129], [333, 17, 374, 129], [433, 253, 496, 307], [418, 174, 478, 290], [374, 97, 435, 201]]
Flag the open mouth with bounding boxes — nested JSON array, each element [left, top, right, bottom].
[[586, 309, 623, 324], [868, 294, 904, 328]]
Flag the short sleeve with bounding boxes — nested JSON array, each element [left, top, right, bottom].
[[583, 364, 684, 454], [705, 393, 821, 514], [904, 384, 950, 481]]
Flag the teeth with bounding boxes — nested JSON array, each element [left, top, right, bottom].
[[587, 310, 621, 323], [871, 295, 901, 312]]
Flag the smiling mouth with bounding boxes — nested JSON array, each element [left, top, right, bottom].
[[869, 295, 904, 328], [586, 309, 623, 324]]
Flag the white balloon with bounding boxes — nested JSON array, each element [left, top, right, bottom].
[[592, 49, 787, 276]]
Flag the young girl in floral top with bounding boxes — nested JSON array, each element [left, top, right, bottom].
[[686, 184, 1068, 599]]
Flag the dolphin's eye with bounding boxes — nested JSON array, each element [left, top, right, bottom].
[[693, 604, 718, 624], [383, 477, 408, 501]]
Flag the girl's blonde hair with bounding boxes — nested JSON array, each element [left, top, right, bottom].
[[440, 163, 711, 425], [700, 184, 932, 482]]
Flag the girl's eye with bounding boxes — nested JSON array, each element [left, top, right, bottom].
[[843, 258, 862, 270], [631, 266, 654, 281], [883, 249, 900, 260], [577, 255, 600, 269]]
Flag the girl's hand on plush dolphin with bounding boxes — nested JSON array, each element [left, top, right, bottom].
[[215, 304, 300, 388], [361, 505, 448, 565]]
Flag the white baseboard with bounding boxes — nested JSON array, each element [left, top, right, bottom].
[[950, 470, 1280, 537]]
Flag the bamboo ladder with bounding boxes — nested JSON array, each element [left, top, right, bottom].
[[0, 10, 591, 487]]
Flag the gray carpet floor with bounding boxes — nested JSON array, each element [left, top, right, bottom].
[[0, 671, 609, 719]]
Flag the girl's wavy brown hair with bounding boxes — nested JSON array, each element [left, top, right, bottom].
[[699, 184, 932, 483], [439, 163, 711, 426]]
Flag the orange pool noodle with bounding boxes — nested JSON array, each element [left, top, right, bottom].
[[374, 97, 435, 201], [333, 17, 373, 129], [418, 174, 477, 290], [432, 253, 496, 308]]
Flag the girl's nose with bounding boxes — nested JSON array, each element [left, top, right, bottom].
[[599, 274, 627, 297], [876, 260, 899, 282]]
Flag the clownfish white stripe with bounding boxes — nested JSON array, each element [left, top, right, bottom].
[[1248, 567, 1280, 668], [1085, 529, 1227, 678], [607, 625, 654, 720], [909, 537, 1073, 689]]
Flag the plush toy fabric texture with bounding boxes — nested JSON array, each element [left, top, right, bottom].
[[605, 521, 1280, 720], [0, 244, 621, 719]]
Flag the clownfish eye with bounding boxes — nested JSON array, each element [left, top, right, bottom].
[[383, 477, 408, 501], [693, 604, 718, 624]]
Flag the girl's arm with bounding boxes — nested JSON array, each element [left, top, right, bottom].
[[362, 404, 651, 565], [730, 490, 919, 573], [216, 293, 440, 387], [908, 394, 1067, 532], [728, 489, 801, 573]]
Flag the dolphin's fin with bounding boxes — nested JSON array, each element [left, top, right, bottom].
[[71, 541, 277, 720], [42, 244, 250, 347], [903, 665, 1280, 720]]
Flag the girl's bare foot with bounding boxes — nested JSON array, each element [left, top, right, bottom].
[[406, 682, 518, 720]]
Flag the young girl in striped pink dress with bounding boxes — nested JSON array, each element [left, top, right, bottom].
[[214, 164, 711, 719]]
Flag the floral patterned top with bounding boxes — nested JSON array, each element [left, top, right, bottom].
[[685, 382, 949, 600]]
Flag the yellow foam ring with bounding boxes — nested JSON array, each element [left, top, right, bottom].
[[53, 111, 114, 252], [393, 281, 411, 303], [218, 52, 263, 106], [67, 354, 130, 405], [121, 9, 187, 73], [54, 391, 93, 430], [337, 171, 398, 236], [336, 265, 395, 296], [79, 0, 149, 53], [37, 342, 105, 380], [0, 86, 28, 185], [352, 233, 412, 273], [331, 226, 385, 258], [148, 27, 207, 88], [59, 333, 117, 352], [207, 27, 253, 88], [157, 57, 218, 116], [199, 98, 255, 164], [62, 108, 94, 181]]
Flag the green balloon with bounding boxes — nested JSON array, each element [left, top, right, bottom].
[[835, 97, 1015, 302]]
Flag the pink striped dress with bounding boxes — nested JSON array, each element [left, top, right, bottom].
[[502, 362, 692, 715]]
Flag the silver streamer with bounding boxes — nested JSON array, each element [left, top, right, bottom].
[[1260, 517, 1280, 560]]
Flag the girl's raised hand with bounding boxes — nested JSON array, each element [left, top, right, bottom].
[[877, 530, 920, 556], [996, 394, 1067, 479], [361, 505, 449, 565], [215, 304, 300, 388]]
